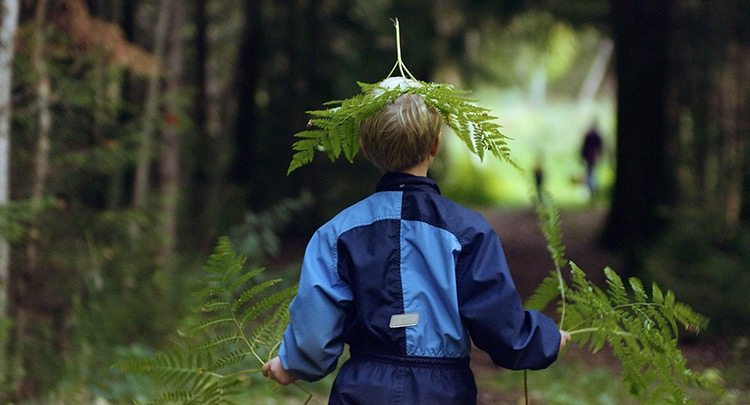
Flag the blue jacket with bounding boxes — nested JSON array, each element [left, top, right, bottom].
[[279, 172, 560, 404]]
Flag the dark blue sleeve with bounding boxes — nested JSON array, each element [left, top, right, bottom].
[[457, 226, 560, 370]]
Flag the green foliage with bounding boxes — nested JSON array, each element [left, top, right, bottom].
[[528, 195, 722, 404], [229, 192, 313, 262], [564, 264, 712, 403], [287, 19, 514, 175], [287, 80, 514, 174], [526, 195, 568, 322], [116, 237, 300, 404], [0, 198, 54, 242]]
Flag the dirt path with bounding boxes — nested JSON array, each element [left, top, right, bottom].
[[480, 206, 617, 299]]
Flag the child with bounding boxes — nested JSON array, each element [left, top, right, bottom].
[[263, 81, 570, 404]]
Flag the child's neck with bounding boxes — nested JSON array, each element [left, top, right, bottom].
[[400, 158, 432, 177]]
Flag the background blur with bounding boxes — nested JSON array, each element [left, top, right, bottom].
[[0, 0, 748, 403]]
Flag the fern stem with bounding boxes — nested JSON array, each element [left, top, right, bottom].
[[393, 18, 406, 78], [613, 302, 664, 310], [386, 60, 399, 79], [220, 368, 262, 379], [268, 340, 283, 362], [523, 370, 529, 405], [390, 18, 416, 80], [568, 327, 635, 339], [293, 381, 314, 405], [227, 301, 265, 365], [567, 327, 600, 335], [556, 261, 567, 330]]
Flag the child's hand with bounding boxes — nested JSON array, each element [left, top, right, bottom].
[[262, 356, 298, 386], [559, 330, 571, 351]]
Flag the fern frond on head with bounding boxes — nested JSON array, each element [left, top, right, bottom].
[[288, 78, 515, 174], [287, 21, 514, 174]]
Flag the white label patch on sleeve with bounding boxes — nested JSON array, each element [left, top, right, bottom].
[[389, 312, 419, 328]]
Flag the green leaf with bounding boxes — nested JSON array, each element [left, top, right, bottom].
[[529, 197, 720, 403], [116, 237, 298, 404], [287, 80, 515, 174]]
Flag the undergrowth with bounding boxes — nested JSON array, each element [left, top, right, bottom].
[[115, 237, 306, 404]]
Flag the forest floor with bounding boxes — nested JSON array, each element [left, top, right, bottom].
[[479, 205, 616, 299]]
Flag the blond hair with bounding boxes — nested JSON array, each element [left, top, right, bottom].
[[359, 93, 442, 172]]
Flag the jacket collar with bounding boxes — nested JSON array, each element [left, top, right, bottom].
[[376, 172, 441, 194]]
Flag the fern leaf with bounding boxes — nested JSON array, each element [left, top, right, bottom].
[[287, 79, 516, 174], [239, 285, 297, 328], [604, 267, 629, 306], [525, 272, 561, 311], [184, 318, 236, 336], [246, 288, 295, 354], [535, 196, 567, 270], [117, 349, 219, 389], [200, 300, 231, 314], [210, 349, 252, 371], [191, 334, 243, 352], [558, 262, 712, 403], [116, 237, 299, 404], [232, 278, 282, 312], [628, 277, 648, 303]]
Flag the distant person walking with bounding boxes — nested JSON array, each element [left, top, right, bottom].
[[580, 123, 603, 202], [533, 153, 545, 203]]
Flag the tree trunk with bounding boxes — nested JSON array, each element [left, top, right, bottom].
[[602, 0, 676, 260], [577, 38, 614, 104], [132, 0, 170, 216], [0, 0, 19, 391], [187, 0, 220, 248], [230, 0, 263, 187], [26, 0, 50, 280], [159, 1, 183, 262]]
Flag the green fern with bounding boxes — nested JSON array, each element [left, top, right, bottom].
[[528, 194, 719, 403], [115, 237, 301, 404], [287, 19, 514, 174], [526, 196, 568, 319]]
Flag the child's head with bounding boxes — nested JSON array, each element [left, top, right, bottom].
[[359, 88, 443, 172]]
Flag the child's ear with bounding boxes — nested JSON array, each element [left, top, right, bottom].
[[430, 133, 441, 157], [359, 137, 370, 160]]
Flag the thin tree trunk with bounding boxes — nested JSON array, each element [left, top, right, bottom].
[[191, 0, 213, 247], [0, 0, 20, 389], [159, 1, 183, 262], [719, 45, 746, 229], [132, 0, 170, 216], [27, 0, 50, 275], [578, 38, 613, 104]]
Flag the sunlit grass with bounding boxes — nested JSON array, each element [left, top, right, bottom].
[[476, 352, 638, 405], [438, 88, 615, 208]]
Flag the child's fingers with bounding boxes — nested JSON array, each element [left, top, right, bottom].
[[559, 330, 571, 350], [262, 361, 271, 378]]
